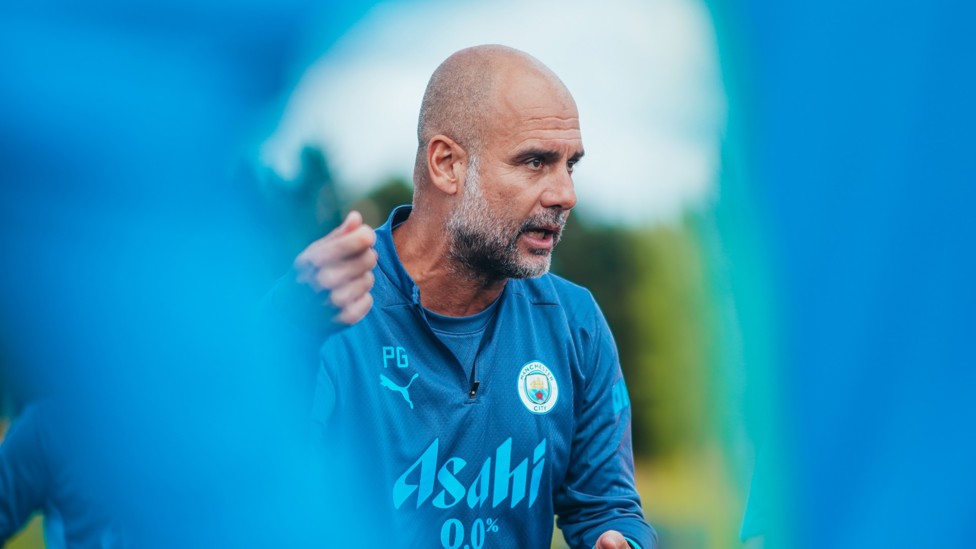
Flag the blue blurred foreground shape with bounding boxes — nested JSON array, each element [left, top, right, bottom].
[[4, 0, 975, 546], [712, 0, 976, 547], [0, 0, 377, 546]]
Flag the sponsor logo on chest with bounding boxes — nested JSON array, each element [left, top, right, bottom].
[[393, 437, 547, 511]]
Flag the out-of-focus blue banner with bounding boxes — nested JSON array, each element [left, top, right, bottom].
[[714, 0, 976, 547], [0, 1, 377, 546]]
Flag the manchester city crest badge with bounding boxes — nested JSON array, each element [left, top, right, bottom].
[[517, 361, 559, 414]]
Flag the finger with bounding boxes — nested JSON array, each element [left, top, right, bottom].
[[328, 271, 375, 308], [297, 224, 374, 265], [333, 291, 373, 325], [334, 209, 363, 236], [328, 225, 377, 261], [296, 225, 376, 267], [594, 530, 629, 549], [312, 248, 378, 291], [294, 210, 366, 267]]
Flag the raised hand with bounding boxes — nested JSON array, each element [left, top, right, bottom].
[[294, 210, 378, 325]]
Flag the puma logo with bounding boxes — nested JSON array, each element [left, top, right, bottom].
[[380, 373, 420, 409]]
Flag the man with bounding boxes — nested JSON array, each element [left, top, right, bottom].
[[285, 45, 655, 549]]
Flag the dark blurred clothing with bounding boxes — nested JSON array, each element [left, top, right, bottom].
[[0, 403, 121, 548]]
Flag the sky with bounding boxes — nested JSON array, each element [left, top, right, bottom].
[[262, 0, 726, 226]]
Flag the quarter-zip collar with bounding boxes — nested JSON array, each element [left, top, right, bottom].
[[374, 205, 423, 306], [374, 204, 501, 401]]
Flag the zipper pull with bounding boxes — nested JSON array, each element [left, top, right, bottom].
[[468, 380, 480, 399]]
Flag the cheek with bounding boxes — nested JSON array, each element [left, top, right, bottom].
[[481, 167, 542, 215], [489, 191, 537, 223], [485, 177, 534, 205]]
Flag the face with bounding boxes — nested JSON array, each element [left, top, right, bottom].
[[446, 69, 583, 281]]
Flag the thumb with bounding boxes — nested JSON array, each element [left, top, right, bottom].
[[594, 530, 630, 549]]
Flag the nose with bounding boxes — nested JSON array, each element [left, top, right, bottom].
[[540, 166, 577, 211]]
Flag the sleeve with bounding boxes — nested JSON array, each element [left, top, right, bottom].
[[254, 269, 348, 414], [554, 306, 658, 549], [0, 404, 50, 542], [257, 268, 347, 341]]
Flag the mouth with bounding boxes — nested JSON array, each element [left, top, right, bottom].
[[520, 224, 562, 250]]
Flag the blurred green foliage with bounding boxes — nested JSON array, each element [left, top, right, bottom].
[[250, 146, 345, 270], [349, 176, 414, 228], [556, 213, 717, 459]]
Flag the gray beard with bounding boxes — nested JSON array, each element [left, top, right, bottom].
[[446, 156, 566, 284]]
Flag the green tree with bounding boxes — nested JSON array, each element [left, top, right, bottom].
[[552, 213, 716, 459]]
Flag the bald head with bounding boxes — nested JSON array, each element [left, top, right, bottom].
[[414, 45, 573, 187]]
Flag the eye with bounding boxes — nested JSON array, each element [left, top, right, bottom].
[[567, 159, 577, 173], [527, 157, 543, 169]]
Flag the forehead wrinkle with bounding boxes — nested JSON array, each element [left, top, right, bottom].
[[497, 118, 581, 141], [519, 114, 579, 124], [495, 115, 579, 134], [510, 134, 583, 149]]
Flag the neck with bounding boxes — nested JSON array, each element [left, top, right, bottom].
[[393, 215, 507, 316]]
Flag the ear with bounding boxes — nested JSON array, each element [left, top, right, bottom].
[[426, 135, 468, 196]]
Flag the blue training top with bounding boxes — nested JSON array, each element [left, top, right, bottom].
[[311, 206, 656, 549]]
